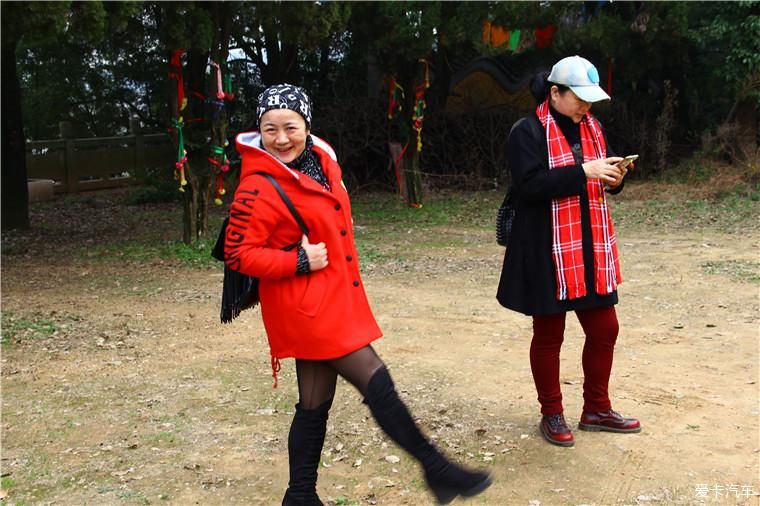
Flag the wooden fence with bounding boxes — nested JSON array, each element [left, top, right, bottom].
[[26, 121, 174, 193]]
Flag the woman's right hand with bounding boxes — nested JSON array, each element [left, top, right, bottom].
[[301, 235, 328, 271], [582, 157, 624, 185]]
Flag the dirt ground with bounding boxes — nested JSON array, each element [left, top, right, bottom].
[[1, 185, 759, 506]]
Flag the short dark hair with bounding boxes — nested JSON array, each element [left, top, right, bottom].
[[530, 71, 570, 104]]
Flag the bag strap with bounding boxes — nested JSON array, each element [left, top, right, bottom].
[[505, 112, 546, 205], [508, 112, 546, 161], [253, 172, 310, 237]]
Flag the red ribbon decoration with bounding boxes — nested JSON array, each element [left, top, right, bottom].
[[168, 49, 186, 112]]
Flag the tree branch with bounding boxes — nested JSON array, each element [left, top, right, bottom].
[[231, 28, 265, 69]]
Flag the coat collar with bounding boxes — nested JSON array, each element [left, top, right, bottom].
[[236, 132, 339, 185]]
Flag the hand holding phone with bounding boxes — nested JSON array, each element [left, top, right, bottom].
[[617, 155, 639, 169]]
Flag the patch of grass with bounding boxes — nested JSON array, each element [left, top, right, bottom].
[[124, 186, 180, 205], [1, 476, 17, 489], [141, 430, 182, 446], [355, 242, 389, 264], [334, 497, 359, 506], [169, 237, 219, 268], [701, 260, 760, 283], [116, 489, 150, 504], [613, 192, 760, 232], [83, 236, 220, 269], [351, 191, 501, 230], [1, 313, 58, 345]]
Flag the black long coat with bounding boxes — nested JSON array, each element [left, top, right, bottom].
[[496, 108, 624, 316]]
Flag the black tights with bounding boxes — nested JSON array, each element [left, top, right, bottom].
[[295, 345, 384, 409]]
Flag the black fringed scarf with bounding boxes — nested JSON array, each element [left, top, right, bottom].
[[213, 218, 261, 323], [262, 135, 330, 190]]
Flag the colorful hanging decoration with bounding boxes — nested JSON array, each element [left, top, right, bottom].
[[482, 21, 509, 49], [222, 64, 235, 101], [387, 76, 405, 119], [412, 59, 430, 153], [391, 142, 408, 196], [508, 29, 521, 52], [168, 49, 187, 112], [172, 117, 188, 192], [208, 143, 230, 205], [209, 60, 225, 100], [534, 25, 557, 48], [168, 55, 237, 199]]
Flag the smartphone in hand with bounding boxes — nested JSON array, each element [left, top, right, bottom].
[[617, 155, 639, 169]]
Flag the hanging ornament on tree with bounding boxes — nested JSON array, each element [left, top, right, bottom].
[[387, 76, 405, 119], [168, 49, 187, 112], [222, 64, 235, 101], [172, 117, 188, 192], [208, 144, 230, 205], [214, 173, 226, 205], [209, 60, 225, 100], [412, 58, 431, 152]]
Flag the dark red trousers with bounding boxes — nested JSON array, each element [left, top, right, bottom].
[[530, 305, 619, 415]]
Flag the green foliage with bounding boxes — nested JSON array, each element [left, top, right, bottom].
[[688, 2, 760, 101], [1, 2, 70, 46], [154, 2, 216, 50], [489, 2, 559, 30], [350, 2, 442, 71], [68, 2, 108, 45], [17, 1, 154, 138], [13, 0, 760, 192], [436, 2, 484, 48]]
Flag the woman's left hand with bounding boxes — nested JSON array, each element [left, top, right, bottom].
[[608, 163, 629, 188], [608, 163, 633, 188], [301, 234, 328, 272]]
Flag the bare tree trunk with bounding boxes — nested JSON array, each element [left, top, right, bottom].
[[182, 175, 198, 244], [405, 148, 423, 207], [1, 36, 29, 230]]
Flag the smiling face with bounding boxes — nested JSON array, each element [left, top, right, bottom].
[[259, 109, 309, 164], [550, 85, 592, 124]]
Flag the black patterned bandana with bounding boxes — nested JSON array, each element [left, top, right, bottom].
[[257, 84, 312, 128]]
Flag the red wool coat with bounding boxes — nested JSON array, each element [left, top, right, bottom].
[[225, 132, 382, 364]]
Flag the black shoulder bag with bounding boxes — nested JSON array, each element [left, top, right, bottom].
[[212, 172, 309, 323], [496, 113, 546, 246]]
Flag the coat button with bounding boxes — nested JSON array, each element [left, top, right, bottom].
[[340, 229, 347, 236], [346, 255, 353, 262], [598, 196, 604, 204], [353, 280, 359, 287], [334, 204, 341, 211]]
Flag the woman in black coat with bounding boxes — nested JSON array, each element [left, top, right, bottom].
[[496, 55, 642, 447]]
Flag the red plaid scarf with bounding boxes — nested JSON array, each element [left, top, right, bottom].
[[536, 99, 622, 300]]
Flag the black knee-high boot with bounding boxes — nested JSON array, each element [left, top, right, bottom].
[[364, 366, 492, 505], [282, 398, 332, 506]]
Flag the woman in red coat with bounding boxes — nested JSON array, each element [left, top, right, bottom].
[[225, 84, 491, 506]]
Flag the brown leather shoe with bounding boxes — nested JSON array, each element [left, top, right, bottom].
[[539, 413, 575, 447], [578, 409, 641, 433]]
